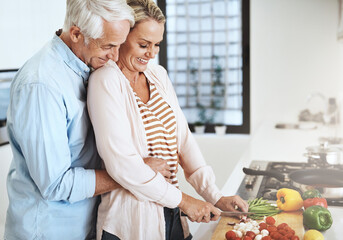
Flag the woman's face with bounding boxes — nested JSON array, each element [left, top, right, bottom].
[[118, 19, 164, 73]]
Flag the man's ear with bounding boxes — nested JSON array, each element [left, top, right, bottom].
[[69, 26, 84, 43]]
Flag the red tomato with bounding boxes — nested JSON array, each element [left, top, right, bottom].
[[265, 216, 276, 225], [277, 223, 288, 230], [272, 232, 283, 240], [269, 232, 278, 238], [243, 236, 252, 240], [279, 236, 288, 240], [291, 236, 300, 240], [259, 222, 268, 230], [262, 236, 272, 240], [225, 230, 236, 240], [234, 237, 241, 240], [245, 231, 256, 239], [278, 229, 287, 236], [267, 226, 278, 233], [285, 232, 295, 238]]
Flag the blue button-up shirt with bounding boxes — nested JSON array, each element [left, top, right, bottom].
[[5, 34, 100, 240]]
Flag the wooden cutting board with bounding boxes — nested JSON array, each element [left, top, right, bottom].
[[211, 210, 305, 240]]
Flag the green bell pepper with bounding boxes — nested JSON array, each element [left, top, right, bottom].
[[302, 189, 322, 200], [303, 205, 333, 231]]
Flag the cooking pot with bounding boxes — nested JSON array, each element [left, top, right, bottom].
[[305, 142, 343, 165], [243, 167, 343, 199]]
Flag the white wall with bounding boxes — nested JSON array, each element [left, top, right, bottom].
[[251, 0, 343, 133], [177, 135, 250, 199], [0, 0, 66, 69]]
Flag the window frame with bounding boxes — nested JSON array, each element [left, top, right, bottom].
[[157, 0, 250, 134]]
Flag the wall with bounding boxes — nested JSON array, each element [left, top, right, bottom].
[[0, 0, 66, 69], [251, 0, 343, 133], [177, 134, 250, 199]]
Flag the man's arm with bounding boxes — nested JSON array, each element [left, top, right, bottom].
[[93, 157, 172, 196]]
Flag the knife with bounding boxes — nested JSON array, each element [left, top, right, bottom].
[[181, 211, 254, 218]]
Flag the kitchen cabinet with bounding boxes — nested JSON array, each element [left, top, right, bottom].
[[190, 121, 343, 240]]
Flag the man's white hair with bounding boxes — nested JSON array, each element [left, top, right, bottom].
[[63, 0, 135, 44]]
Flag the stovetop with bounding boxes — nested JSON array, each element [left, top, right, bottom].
[[236, 160, 343, 206]]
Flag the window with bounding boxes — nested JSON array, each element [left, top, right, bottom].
[[158, 0, 250, 134]]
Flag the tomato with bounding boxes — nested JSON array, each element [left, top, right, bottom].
[[262, 236, 272, 240], [243, 236, 252, 240], [245, 231, 256, 239], [225, 230, 236, 240], [269, 232, 281, 239], [234, 237, 241, 240], [265, 216, 276, 225], [267, 226, 278, 233], [277, 223, 288, 230], [278, 229, 287, 236], [279, 236, 288, 240], [285, 232, 295, 238], [291, 236, 300, 240], [273, 232, 283, 240], [259, 222, 268, 230]]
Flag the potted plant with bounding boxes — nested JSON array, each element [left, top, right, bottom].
[[214, 123, 226, 135], [193, 121, 205, 134]]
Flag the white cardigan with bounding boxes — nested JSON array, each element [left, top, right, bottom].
[[87, 60, 223, 240]]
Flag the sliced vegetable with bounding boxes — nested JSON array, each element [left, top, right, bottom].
[[276, 188, 303, 211], [303, 205, 333, 231], [303, 197, 328, 209], [248, 197, 282, 220], [302, 189, 322, 200]]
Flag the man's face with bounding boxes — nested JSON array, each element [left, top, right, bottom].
[[76, 20, 131, 70]]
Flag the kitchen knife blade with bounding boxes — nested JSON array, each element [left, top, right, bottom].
[[219, 211, 254, 217], [181, 211, 254, 218]]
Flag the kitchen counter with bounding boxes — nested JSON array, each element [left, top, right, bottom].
[[191, 121, 343, 240]]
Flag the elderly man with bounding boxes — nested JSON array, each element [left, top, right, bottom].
[[4, 0, 135, 239]]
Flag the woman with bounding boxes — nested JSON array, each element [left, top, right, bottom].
[[87, 0, 248, 239]]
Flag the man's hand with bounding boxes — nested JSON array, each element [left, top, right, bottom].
[[215, 195, 249, 213], [178, 193, 221, 223], [143, 157, 172, 183]]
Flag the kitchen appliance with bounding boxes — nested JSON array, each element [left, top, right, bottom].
[[0, 69, 17, 145], [305, 142, 343, 165], [237, 160, 343, 206]]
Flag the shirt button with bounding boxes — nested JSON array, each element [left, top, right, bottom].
[[78, 71, 81, 75]]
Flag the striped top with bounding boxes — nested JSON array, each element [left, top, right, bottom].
[[134, 81, 179, 187]]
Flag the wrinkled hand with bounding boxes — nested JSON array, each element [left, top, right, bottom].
[[215, 195, 249, 213], [178, 193, 221, 223], [143, 157, 172, 183]]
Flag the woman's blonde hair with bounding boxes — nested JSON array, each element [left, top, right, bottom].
[[127, 0, 165, 25]]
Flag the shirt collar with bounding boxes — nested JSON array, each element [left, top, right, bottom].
[[52, 33, 90, 83]]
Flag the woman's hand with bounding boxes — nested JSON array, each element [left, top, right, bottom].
[[143, 157, 172, 183], [215, 195, 249, 213], [178, 193, 221, 223]]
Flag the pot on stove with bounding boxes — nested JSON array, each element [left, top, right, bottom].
[[305, 142, 343, 165]]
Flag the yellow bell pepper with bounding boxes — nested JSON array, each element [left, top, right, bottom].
[[276, 188, 303, 211], [304, 229, 324, 240]]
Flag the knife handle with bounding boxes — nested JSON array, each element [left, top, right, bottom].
[[181, 212, 215, 218]]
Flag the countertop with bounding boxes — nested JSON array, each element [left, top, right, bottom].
[[191, 121, 343, 240]]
